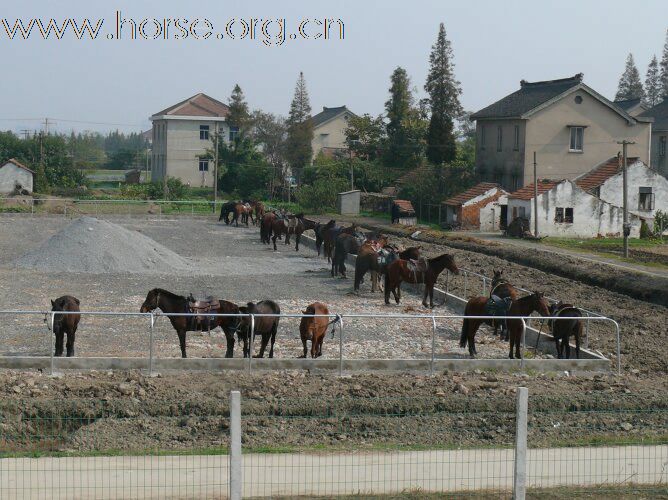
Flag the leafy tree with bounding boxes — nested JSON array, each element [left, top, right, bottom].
[[344, 114, 386, 161], [251, 110, 287, 197], [285, 72, 313, 181], [424, 23, 463, 164], [645, 56, 662, 107], [227, 84, 251, 139], [661, 29, 668, 99], [615, 53, 645, 101], [213, 135, 271, 198]]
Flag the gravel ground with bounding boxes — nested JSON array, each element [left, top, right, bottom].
[[0, 216, 518, 360]]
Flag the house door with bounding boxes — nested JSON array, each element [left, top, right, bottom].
[[500, 205, 508, 229]]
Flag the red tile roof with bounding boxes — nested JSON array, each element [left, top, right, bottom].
[[153, 93, 229, 118], [574, 156, 637, 193], [393, 199, 415, 214], [2, 158, 34, 174], [508, 179, 560, 200], [443, 182, 504, 206]]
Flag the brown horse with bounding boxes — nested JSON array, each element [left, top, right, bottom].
[[238, 300, 281, 358], [260, 212, 276, 244], [315, 220, 336, 256], [234, 203, 253, 227], [353, 241, 418, 293], [293, 215, 318, 251], [252, 201, 265, 226], [384, 253, 459, 308], [323, 223, 358, 262], [50, 295, 81, 357], [548, 302, 583, 359], [140, 288, 241, 358], [460, 291, 550, 359], [490, 270, 520, 339], [299, 302, 337, 358]]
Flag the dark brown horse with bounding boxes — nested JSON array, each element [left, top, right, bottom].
[[260, 212, 276, 244], [238, 300, 281, 358], [331, 232, 366, 278], [490, 270, 520, 339], [293, 215, 318, 251], [460, 291, 551, 359], [252, 201, 265, 226], [353, 240, 418, 293], [323, 223, 358, 262], [384, 253, 459, 308], [548, 302, 583, 359], [218, 201, 238, 225], [50, 295, 80, 357], [234, 203, 253, 227], [315, 220, 336, 256], [140, 288, 241, 358]]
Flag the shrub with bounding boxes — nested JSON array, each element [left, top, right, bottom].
[[295, 178, 348, 213]]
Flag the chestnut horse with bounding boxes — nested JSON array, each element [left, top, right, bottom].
[[252, 201, 265, 226], [490, 270, 520, 339], [299, 302, 338, 358], [354, 243, 420, 293], [384, 253, 459, 308], [234, 203, 253, 227], [50, 295, 81, 357], [140, 288, 241, 358], [460, 291, 550, 359], [548, 302, 583, 359]]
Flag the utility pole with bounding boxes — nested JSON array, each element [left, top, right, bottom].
[[349, 148, 354, 191], [616, 141, 635, 258], [533, 151, 538, 238], [213, 123, 219, 212]]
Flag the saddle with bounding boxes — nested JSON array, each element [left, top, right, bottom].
[[486, 294, 513, 330], [407, 257, 428, 274], [187, 295, 220, 332]]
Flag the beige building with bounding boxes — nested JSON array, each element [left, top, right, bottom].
[[471, 74, 653, 191], [311, 106, 357, 161], [150, 93, 231, 188], [641, 98, 668, 178]]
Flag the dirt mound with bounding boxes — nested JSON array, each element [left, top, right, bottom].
[[13, 217, 192, 274]]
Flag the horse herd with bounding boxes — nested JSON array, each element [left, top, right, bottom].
[[44, 204, 584, 362]]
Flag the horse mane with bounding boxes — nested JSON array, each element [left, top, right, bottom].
[[152, 288, 186, 301], [429, 253, 452, 263]]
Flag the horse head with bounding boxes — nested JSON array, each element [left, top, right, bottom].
[[140, 289, 160, 313], [436, 253, 460, 275], [532, 291, 550, 317]]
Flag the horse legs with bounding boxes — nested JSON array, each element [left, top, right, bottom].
[[370, 270, 377, 293], [315, 335, 324, 358], [272, 234, 278, 251], [295, 233, 301, 251], [177, 330, 187, 358], [299, 337, 308, 358], [395, 283, 401, 304], [65, 328, 76, 357], [575, 328, 581, 359], [223, 329, 235, 358], [268, 323, 278, 358], [54, 331, 64, 357], [555, 336, 563, 359], [239, 332, 250, 358], [255, 332, 269, 358], [564, 337, 571, 360], [422, 282, 431, 308]]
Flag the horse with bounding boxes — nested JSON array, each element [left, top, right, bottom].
[[238, 300, 281, 358], [384, 253, 459, 308], [140, 288, 241, 358], [292, 215, 318, 251], [354, 244, 421, 293], [260, 212, 277, 244], [50, 295, 81, 357], [218, 201, 238, 225], [299, 302, 338, 358], [234, 203, 253, 227], [251, 201, 265, 226], [489, 270, 520, 340], [315, 220, 336, 256], [323, 223, 358, 262], [548, 302, 583, 359], [460, 291, 551, 359], [331, 231, 366, 278]]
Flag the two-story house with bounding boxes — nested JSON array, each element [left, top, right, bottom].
[[150, 93, 230, 188], [641, 97, 668, 178], [470, 74, 653, 191], [311, 106, 357, 161]]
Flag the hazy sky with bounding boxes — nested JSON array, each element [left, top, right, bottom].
[[1, 0, 666, 135]]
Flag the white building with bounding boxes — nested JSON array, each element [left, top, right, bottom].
[[0, 158, 34, 194], [150, 93, 231, 188]]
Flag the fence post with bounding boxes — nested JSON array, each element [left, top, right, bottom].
[[229, 390, 242, 500], [430, 316, 437, 376], [49, 311, 56, 376], [520, 318, 526, 370], [148, 314, 155, 376], [248, 314, 254, 374], [339, 315, 344, 376], [31, 199, 34, 217], [513, 387, 528, 500]]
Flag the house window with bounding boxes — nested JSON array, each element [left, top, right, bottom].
[[660, 136, 667, 157], [555, 207, 574, 223], [513, 125, 520, 151], [497, 126, 503, 152], [518, 206, 526, 218], [511, 173, 520, 191], [481, 126, 486, 150], [198, 159, 209, 172], [592, 186, 601, 198], [569, 126, 584, 152], [200, 125, 210, 140], [229, 126, 239, 142], [638, 187, 655, 211]]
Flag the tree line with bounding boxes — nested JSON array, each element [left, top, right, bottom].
[[615, 29, 668, 106]]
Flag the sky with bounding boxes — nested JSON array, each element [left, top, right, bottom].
[[1, 0, 666, 135]]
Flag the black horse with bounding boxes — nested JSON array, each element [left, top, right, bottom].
[[140, 288, 242, 358], [331, 232, 365, 278], [218, 201, 238, 225], [50, 295, 81, 357], [238, 300, 281, 358], [315, 220, 336, 256]]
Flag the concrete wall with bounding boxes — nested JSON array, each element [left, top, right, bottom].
[[597, 161, 668, 219], [312, 113, 350, 161], [649, 132, 668, 178], [0, 163, 33, 194], [508, 181, 643, 238], [337, 191, 361, 215], [524, 90, 651, 185], [480, 195, 508, 232], [475, 119, 526, 190]]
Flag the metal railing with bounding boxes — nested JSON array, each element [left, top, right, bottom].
[[0, 310, 621, 375]]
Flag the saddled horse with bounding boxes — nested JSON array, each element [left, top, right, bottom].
[[140, 288, 241, 358], [489, 270, 520, 340], [218, 201, 238, 225], [238, 300, 281, 358], [323, 223, 358, 262], [260, 212, 276, 244], [50, 295, 81, 357], [315, 220, 336, 256], [354, 244, 421, 293], [460, 291, 550, 359], [548, 302, 583, 359], [331, 231, 366, 278], [384, 253, 459, 308], [251, 201, 265, 226], [234, 202, 253, 227], [292, 215, 318, 251]]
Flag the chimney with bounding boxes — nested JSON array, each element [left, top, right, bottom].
[[520, 79, 528, 87]]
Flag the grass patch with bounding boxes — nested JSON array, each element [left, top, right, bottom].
[[541, 236, 666, 251]]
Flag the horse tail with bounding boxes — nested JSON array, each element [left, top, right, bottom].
[[460, 318, 468, 348]]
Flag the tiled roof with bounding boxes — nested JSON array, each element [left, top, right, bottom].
[[443, 182, 504, 206], [614, 98, 644, 113], [574, 156, 638, 193], [471, 74, 584, 119], [1, 158, 34, 174], [508, 179, 560, 200], [153, 93, 229, 118], [311, 106, 355, 128], [641, 97, 668, 131], [393, 199, 415, 214]]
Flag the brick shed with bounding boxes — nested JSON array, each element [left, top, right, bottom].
[[442, 183, 508, 230]]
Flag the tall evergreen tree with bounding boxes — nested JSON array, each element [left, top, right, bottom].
[[285, 72, 313, 179], [615, 53, 645, 101], [645, 55, 662, 107], [227, 84, 250, 139], [660, 29, 668, 100], [424, 23, 462, 165], [384, 67, 417, 166]]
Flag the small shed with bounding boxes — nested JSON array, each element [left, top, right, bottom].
[[125, 169, 141, 184], [0, 158, 34, 195], [392, 199, 417, 225], [442, 182, 508, 230], [337, 190, 361, 215]]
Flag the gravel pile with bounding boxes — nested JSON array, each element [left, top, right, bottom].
[[13, 217, 192, 274]]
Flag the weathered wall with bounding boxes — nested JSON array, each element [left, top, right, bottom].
[[0, 163, 33, 194], [649, 132, 667, 178], [475, 119, 526, 190]]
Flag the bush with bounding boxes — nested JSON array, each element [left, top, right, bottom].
[[295, 177, 348, 213], [640, 220, 652, 239], [119, 177, 187, 200]]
